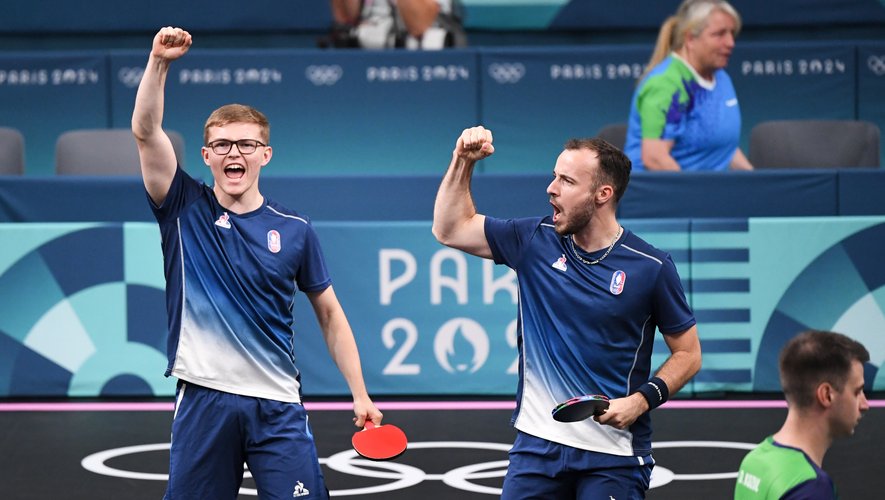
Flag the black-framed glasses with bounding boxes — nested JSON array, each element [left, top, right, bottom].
[[206, 139, 266, 155]]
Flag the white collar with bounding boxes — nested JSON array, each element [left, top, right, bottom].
[[671, 52, 716, 90]]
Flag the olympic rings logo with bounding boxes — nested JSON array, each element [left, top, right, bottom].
[[487, 63, 526, 84], [305, 65, 343, 86], [81, 440, 757, 496], [867, 55, 885, 76], [117, 67, 145, 88]]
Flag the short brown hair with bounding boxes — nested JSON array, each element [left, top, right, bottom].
[[203, 104, 270, 145], [563, 137, 632, 203], [779, 330, 869, 408]]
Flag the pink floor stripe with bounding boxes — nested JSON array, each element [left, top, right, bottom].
[[662, 400, 786, 409], [1, 400, 883, 412], [0, 402, 174, 412]]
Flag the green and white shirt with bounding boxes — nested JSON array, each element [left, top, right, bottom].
[[735, 436, 837, 499]]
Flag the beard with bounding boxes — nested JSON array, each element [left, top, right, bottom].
[[554, 201, 594, 236]]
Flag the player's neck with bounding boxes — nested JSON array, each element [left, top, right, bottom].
[[214, 185, 265, 215], [573, 217, 621, 252], [774, 411, 832, 467]]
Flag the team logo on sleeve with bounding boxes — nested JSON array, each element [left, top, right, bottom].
[[610, 270, 626, 295], [267, 230, 281, 253], [214, 212, 231, 229], [551, 254, 568, 272]]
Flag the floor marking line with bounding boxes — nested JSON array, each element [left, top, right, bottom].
[[2, 400, 883, 412]]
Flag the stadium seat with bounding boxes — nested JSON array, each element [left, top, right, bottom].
[[0, 127, 25, 175], [55, 129, 186, 175], [595, 123, 627, 150], [749, 120, 880, 169]]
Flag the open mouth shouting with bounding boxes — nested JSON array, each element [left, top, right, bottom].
[[224, 163, 246, 180], [551, 200, 562, 223]]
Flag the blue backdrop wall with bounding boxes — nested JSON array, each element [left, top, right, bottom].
[[2, 41, 884, 177]]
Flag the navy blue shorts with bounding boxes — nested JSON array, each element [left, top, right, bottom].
[[164, 382, 328, 500], [501, 431, 654, 499]]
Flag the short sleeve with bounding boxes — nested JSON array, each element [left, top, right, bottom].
[[295, 222, 332, 293], [148, 166, 204, 223], [652, 254, 696, 334], [484, 216, 544, 269]]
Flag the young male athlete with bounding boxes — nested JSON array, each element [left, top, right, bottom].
[[432, 126, 702, 498], [132, 26, 382, 499], [735, 330, 870, 499]]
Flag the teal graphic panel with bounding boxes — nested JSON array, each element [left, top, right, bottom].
[[0, 223, 172, 397], [1, 218, 882, 397], [293, 222, 522, 395], [690, 220, 754, 393], [750, 217, 885, 391]]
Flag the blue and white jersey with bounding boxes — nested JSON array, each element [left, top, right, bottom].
[[485, 216, 695, 457], [150, 167, 331, 403]]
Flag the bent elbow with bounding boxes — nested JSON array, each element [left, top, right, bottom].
[[690, 350, 703, 378], [131, 123, 147, 143], [131, 120, 157, 146], [431, 224, 451, 246]]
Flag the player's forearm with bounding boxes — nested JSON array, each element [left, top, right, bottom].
[[319, 307, 372, 401], [326, 329, 372, 401], [132, 55, 170, 142], [654, 348, 702, 396]]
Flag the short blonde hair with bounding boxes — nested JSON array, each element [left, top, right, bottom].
[[203, 103, 270, 145]]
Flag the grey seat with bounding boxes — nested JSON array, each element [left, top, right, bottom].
[[55, 129, 186, 175], [595, 123, 628, 151], [749, 120, 880, 168], [0, 127, 25, 175]]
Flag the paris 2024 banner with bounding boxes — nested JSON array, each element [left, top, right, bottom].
[[1, 217, 883, 397]]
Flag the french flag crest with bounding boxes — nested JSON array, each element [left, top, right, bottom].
[[267, 230, 281, 253], [610, 270, 626, 295]]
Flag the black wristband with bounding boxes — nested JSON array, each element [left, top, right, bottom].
[[636, 376, 669, 410]]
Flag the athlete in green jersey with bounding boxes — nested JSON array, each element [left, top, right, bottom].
[[735, 436, 836, 499], [734, 330, 869, 499]]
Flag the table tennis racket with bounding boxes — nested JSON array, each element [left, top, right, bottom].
[[552, 394, 610, 422], [351, 421, 408, 460]]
